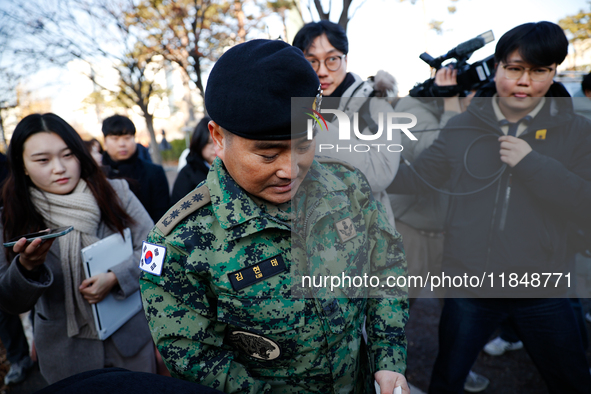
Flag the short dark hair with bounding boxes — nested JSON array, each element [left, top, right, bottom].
[[495, 21, 568, 67], [102, 114, 136, 137], [292, 21, 348, 55], [582, 72, 591, 94], [190, 116, 212, 157]]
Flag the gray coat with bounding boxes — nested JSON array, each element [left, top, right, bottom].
[[0, 179, 154, 384], [315, 72, 400, 225]]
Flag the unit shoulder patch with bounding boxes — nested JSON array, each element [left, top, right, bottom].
[[335, 217, 357, 243], [156, 184, 211, 235]]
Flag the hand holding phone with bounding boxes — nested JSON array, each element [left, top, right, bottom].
[[5, 226, 73, 271], [3, 226, 74, 248], [13, 236, 56, 271]]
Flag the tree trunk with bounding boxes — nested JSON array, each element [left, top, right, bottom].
[[313, 0, 329, 20], [143, 112, 162, 165], [190, 56, 205, 99], [338, 0, 353, 32], [280, 11, 288, 41], [193, 57, 206, 111], [181, 71, 196, 124], [235, 1, 246, 43]]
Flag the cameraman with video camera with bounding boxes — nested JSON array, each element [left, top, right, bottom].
[[389, 21, 591, 394]]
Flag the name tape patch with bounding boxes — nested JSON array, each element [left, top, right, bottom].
[[139, 241, 166, 276], [229, 255, 287, 291]]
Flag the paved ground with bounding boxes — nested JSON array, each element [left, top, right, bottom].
[[0, 364, 46, 394], [405, 296, 591, 394], [163, 165, 177, 192]]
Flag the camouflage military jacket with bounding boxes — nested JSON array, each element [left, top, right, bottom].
[[140, 158, 408, 393]]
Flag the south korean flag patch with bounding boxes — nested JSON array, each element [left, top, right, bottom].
[[139, 241, 166, 276]]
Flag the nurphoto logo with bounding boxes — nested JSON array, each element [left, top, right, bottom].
[[306, 107, 418, 153], [304, 107, 328, 132]]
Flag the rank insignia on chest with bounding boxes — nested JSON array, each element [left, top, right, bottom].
[[228, 255, 287, 291], [335, 217, 356, 243], [139, 241, 166, 276]]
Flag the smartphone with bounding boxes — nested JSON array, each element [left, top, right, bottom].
[[3, 226, 74, 248]]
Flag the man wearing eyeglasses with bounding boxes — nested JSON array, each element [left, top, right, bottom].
[[389, 21, 591, 393], [293, 21, 400, 227]]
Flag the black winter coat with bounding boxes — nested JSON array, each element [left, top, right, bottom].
[[103, 150, 171, 223], [170, 154, 210, 204], [390, 83, 591, 296]]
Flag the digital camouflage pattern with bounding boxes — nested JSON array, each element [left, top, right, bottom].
[[140, 157, 408, 393]]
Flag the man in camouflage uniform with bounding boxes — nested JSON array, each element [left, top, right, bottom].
[[139, 39, 409, 394]]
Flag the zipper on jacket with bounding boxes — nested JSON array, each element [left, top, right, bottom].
[[303, 198, 324, 237], [261, 212, 291, 231], [498, 173, 512, 231]]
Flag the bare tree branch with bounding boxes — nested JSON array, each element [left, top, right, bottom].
[[348, 0, 367, 21], [313, 0, 329, 20], [6, 0, 170, 163]]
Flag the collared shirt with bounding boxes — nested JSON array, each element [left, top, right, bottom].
[[492, 94, 546, 136]]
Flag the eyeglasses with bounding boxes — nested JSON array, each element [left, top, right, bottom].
[[306, 55, 346, 72], [501, 64, 554, 82]]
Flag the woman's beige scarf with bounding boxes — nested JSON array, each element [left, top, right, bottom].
[[30, 179, 101, 339]]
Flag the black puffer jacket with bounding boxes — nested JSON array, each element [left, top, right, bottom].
[[391, 83, 591, 295]]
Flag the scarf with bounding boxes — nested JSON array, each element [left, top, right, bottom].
[[30, 179, 101, 339], [326, 72, 356, 100]]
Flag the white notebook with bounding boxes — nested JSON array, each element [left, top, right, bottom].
[[81, 228, 142, 340]]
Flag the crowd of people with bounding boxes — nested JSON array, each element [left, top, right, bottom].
[[0, 18, 589, 394]]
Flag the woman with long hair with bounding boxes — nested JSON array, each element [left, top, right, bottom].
[[171, 116, 215, 204], [83, 138, 104, 166], [0, 113, 156, 384]]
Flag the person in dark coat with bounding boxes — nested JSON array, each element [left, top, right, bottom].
[[389, 22, 591, 394], [135, 143, 152, 163], [170, 116, 215, 204], [101, 115, 171, 223]]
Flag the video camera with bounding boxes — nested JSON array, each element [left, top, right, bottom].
[[409, 31, 496, 98]]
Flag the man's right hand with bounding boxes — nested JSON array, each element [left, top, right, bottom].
[[375, 370, 410, 394], [14, 237, 55, 271], [435, 66, 458, 88], [435, 66, 462, 113]]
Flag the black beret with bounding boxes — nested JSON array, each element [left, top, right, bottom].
[[205, 39, 320, 140]]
